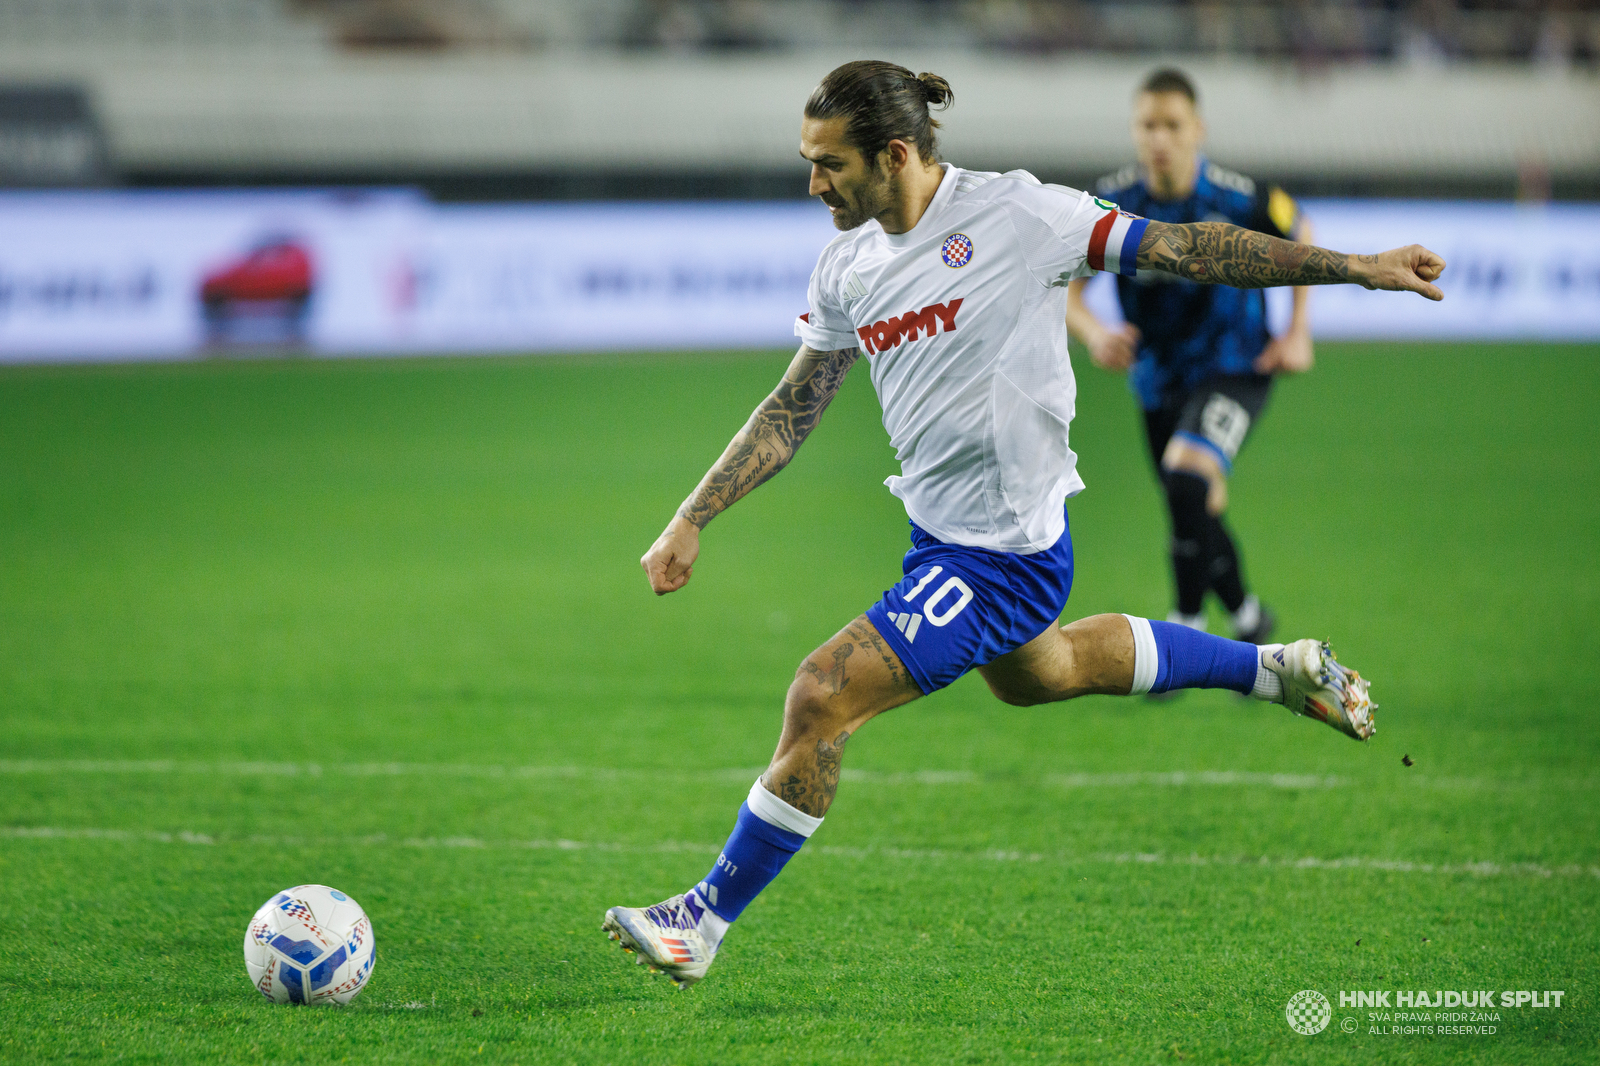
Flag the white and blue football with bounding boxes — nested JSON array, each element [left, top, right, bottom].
[[244, 885, 376, 1005]]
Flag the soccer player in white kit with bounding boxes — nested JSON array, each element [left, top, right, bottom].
[[604, 60, 1447, 988]]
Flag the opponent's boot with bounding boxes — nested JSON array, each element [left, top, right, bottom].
[[1262, 639, 1376, 741], [1232, 597, 1276, 645], [602, 892, 719, 989]]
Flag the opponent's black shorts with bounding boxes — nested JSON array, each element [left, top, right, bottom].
[[1143, 374, 1272, 474]]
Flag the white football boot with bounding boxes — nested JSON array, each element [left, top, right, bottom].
[[1262, 639, 1376, 741], [602, 892, 719, 989]]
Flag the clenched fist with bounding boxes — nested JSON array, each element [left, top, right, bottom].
[[641, 517, 700, 595]]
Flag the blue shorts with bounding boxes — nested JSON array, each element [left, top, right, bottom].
[[865, 507, 1075, 694]]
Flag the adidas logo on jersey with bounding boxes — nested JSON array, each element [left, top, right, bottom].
[[884, 610, 924, 643], [856, 298, 963, 356]]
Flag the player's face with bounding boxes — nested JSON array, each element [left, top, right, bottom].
[[801, 116, 894, 232], [1132, 92, 1204, 181]]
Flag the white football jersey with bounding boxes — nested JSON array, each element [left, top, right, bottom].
[[795, 163, 1147, 554]]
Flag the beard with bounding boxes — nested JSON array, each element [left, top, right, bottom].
[[823, 167, 894, 231]]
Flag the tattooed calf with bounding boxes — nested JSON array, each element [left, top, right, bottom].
[[772, 729, 852, 817]]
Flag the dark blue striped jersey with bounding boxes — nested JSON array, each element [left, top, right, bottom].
[[1095, 159, 1300, 410]]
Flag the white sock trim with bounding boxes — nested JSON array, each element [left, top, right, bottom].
[[1251, 644, 1285, 703], [690, 886, 730, 945], [1123, 614, 1158, 696], [746, 778, 823, 838]]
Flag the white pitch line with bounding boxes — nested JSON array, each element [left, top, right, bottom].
[[1044, 771, 1344, 789], [3, 826, 1596, 882]]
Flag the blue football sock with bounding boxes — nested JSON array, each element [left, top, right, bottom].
[[1123, 614, 1259, 695], [696, 781, 821, 922]]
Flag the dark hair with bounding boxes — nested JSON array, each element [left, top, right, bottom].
[[804, 60, 953, 166], [1139, 67, 1198, 105]]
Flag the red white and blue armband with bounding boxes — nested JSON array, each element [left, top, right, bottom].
[[1087, 208, 1149, 277]]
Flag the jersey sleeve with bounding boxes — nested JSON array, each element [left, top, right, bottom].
[[793, 243, 858, 352], [1001, 181, 1151, 287], [1246, 184, 1301, 240]]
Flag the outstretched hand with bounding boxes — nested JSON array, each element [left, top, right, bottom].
[[641, 517, 700, 595], [1356, 245, 1447, 301]]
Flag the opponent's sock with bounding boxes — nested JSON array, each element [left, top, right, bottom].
[[1204, 515, 1248, 613], [1161, 470, 1211, 616], [693, 779, 822, 932], [1123, 614, 1260, 695], [1166, 609, 1208, 631]]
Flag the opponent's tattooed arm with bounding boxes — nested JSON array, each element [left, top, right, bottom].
[[1136, 221, 1447, 300]]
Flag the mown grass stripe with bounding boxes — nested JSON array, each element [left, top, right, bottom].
[[4, 759, 1595, 791]]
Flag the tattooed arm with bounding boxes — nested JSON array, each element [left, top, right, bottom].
[[640, 344, 859, 595], [1137, 220, 1447, 301]]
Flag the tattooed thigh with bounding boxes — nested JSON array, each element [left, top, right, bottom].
[[794, 615, 921, 711]]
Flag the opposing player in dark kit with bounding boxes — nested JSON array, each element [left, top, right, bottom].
[[1067, 68, 1313, 644], [605, 61, 1444, 987]]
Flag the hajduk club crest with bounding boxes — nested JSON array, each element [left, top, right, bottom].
[[941, 233, 973, 268]]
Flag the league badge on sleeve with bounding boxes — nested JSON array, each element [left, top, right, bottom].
[[940, 233, 973, 268]]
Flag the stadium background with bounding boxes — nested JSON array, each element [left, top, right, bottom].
[[0, 2, 1596, 1063]]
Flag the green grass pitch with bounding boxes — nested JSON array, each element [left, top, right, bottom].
[[0, 342, 1596, 1064]]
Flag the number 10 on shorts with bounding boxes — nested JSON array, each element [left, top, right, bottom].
[[887, 566, 975, 643]]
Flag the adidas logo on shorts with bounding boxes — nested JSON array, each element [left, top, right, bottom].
[[885, 611, 924, 643]]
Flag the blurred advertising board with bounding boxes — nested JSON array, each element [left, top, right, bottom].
[[1, 191, 1596, 363], [397, 203, 834, 352], [0, 189, 424, 360]]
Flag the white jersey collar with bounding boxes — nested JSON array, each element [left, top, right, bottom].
[[878, 162, 958, 250]]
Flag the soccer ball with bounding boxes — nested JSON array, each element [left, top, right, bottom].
[[244, 885, 376, 1005]]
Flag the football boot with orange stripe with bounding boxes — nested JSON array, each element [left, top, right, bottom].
[[1262, 639, 1376, 741], [603, 893, 718, 989]]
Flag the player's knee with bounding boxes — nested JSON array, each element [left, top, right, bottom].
[[784, 665, 848, 736]]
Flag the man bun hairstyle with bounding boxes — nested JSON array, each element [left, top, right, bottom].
[[805, 60, 954, 166], [1139, 67, 1198, 105]]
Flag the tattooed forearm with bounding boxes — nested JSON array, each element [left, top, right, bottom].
[[770, 730, 851, 817], [676, 344, 858, 529], [1138, 221, 1363, 289]]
